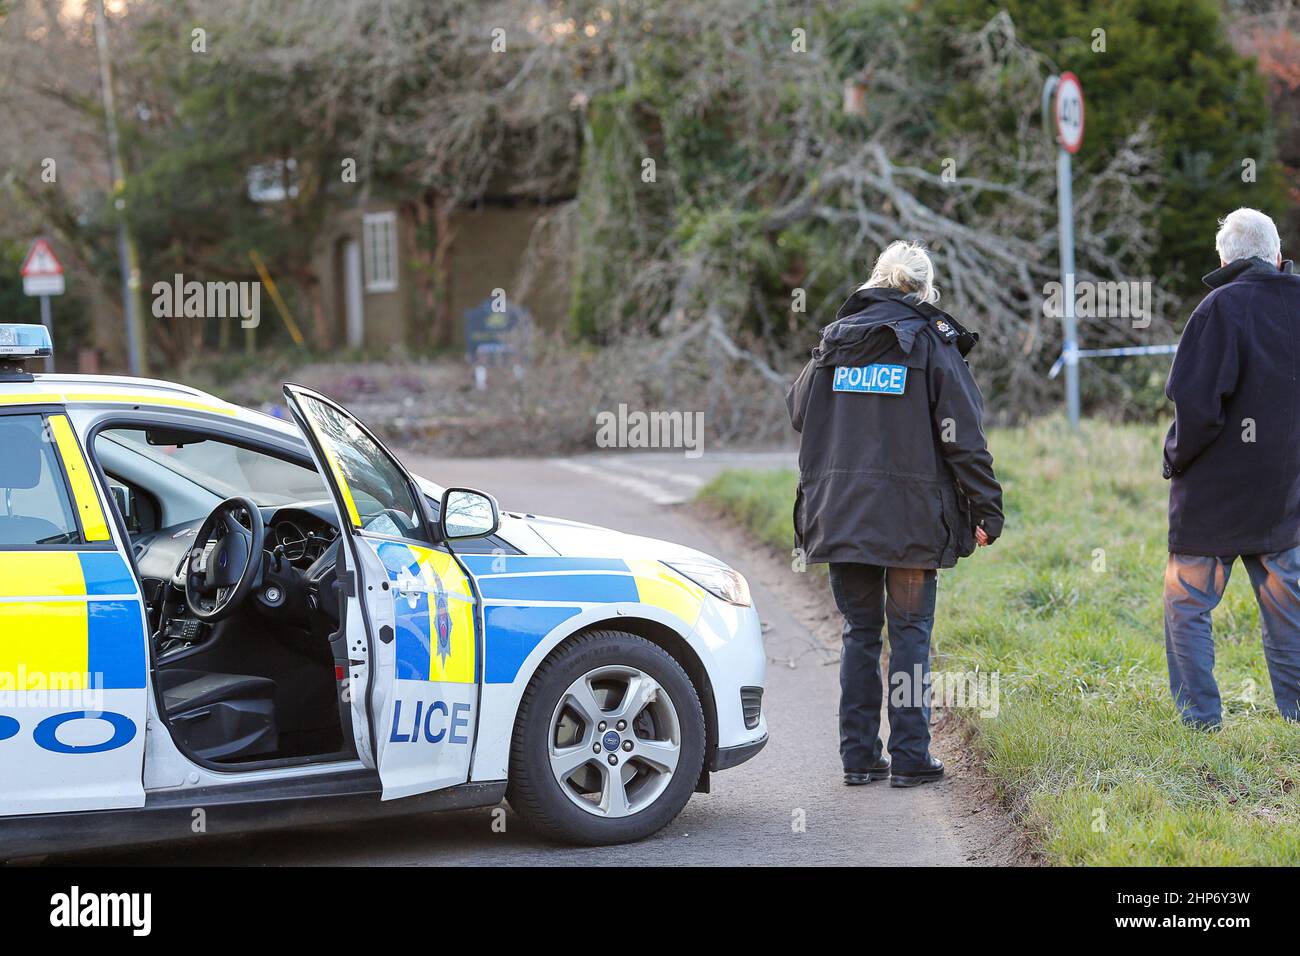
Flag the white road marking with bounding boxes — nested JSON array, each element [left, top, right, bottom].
[[601, 457, 705, 489], [548, 451, 797, 508], [547, 459, 689, 506]]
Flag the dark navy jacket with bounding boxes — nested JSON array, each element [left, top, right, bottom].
[[786, 288, 1003, 569], [1164, 257, 1300, 555]]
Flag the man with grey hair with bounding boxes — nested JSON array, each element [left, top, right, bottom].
[[1163, 208, 1300, 728]]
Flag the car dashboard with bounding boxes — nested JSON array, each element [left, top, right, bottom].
[[129, 500, 343, 655], [265, 507, 340, 569], [130, 500, 338, 581], [127, 494, 518, 661]]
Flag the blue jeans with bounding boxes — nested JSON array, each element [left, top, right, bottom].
[[828, 563, 938, 770], [1164, 546, 1300, 727]]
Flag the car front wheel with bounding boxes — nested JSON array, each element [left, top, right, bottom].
[[507, 630, 706, 845]]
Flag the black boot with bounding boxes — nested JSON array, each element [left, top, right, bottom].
[[844, 757, 891, 786], [890, 755, 944, 788]]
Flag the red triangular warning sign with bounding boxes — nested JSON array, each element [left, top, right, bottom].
[[20, 238, 63, 277]]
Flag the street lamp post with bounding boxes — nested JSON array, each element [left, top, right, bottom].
[[93, 0, 147, 377]]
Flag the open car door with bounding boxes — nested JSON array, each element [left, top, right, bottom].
[[283, 385, 480, 800]]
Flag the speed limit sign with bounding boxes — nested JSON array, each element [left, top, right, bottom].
[[1054, 71, 1085, 153]]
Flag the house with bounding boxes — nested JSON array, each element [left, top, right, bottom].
[[311, 198, 570, 351]]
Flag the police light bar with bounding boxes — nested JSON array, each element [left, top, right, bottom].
[[0, 324, 53, 360]]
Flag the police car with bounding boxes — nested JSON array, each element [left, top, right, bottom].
[[0, 325, 766, 858]]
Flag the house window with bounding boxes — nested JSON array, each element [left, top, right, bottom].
[[362, 211, 399, 293]]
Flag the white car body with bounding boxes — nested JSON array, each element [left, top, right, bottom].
[[0, 370, 767, 856]]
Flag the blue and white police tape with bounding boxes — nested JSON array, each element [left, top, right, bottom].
[[1048, 343, 1180, 380]]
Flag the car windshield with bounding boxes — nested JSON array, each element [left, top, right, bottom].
[[99, 428, 325, 507], [291, 393, 429, 540]]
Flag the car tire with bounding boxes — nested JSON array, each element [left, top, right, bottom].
[[507, 630, 706, 846]]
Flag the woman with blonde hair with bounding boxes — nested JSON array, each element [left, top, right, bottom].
[[786, 240, 1003, 788]]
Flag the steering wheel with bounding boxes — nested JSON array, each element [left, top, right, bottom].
[[184, 496, 267, 622]]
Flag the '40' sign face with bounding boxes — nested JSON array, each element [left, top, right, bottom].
[[1054, 72, 1085, 154]]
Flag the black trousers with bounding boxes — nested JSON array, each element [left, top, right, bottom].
[[828, 563, 938, 771]]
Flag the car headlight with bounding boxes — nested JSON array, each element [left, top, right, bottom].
[[662, 559, 752, 607]]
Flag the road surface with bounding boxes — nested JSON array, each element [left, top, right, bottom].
[[50, 451, 1007, 866]]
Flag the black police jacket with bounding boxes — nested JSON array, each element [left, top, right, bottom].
[[1164, 256, 1300, 556], [786, 287, 1003, 569]]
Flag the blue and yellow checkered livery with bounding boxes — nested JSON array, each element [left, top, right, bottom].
[[458, 555, 707, 685], [374, 541, 476, 684], [0, 552, 146, 690]]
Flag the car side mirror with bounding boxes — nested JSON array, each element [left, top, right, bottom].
[[439, 487, 500, 541]]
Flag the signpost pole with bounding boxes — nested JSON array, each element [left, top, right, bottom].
[[1044, 71, 1085, 429], [1040, 74, 1177, 412], [1057, 146, 1079, 429], [38, 295, 53, 373]]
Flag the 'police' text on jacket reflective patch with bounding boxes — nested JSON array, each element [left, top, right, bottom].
[[832, 364, 908, 395]]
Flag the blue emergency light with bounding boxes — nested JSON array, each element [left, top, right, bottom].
[[0, 324, 53, 379], [0, 324, 53, 360]]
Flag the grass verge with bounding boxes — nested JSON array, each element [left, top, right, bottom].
[[699, 417, 1300, 865]]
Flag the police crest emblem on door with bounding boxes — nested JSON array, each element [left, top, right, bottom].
[[432, 570, 452, 667], [375, 541, 475, 684]]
